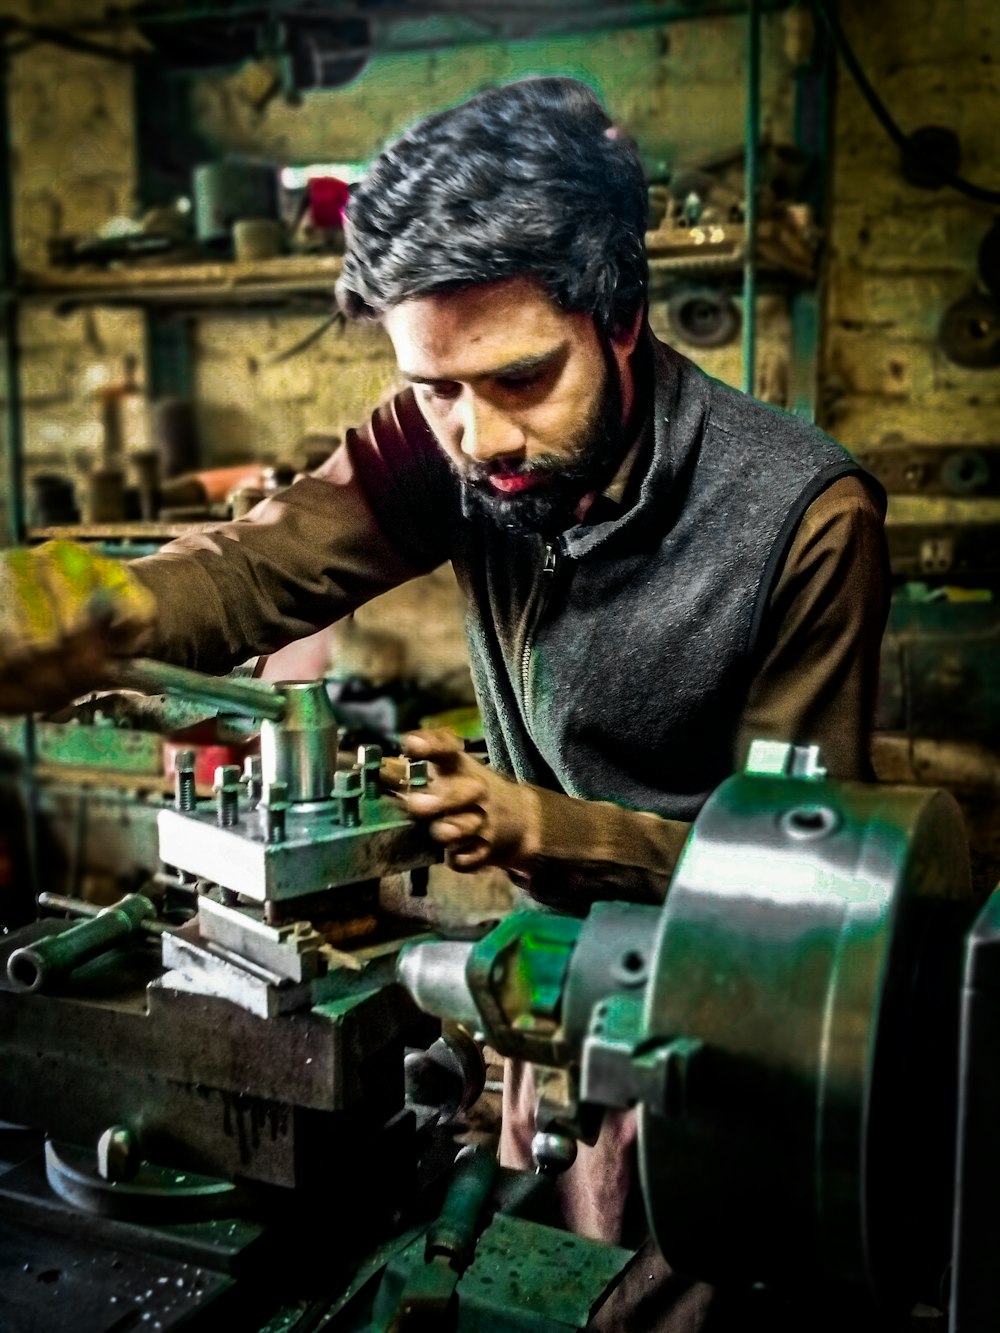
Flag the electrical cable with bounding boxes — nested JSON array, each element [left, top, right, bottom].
[[812, 0, 1000, 204]]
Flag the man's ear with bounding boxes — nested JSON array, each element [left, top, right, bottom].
[[609, 302, 646, 358]]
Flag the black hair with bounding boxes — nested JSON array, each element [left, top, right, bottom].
[[336, 77, 648, 336]]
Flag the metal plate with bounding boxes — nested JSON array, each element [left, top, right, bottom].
[[157, 798, 436, 901]]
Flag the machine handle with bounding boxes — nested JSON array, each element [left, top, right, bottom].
[[425, 1144, 498, 1269], [111, 658, 287, 722], [6, 893, 157, 993]]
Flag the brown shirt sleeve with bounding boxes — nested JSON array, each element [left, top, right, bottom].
[[520, 474, 890, 907], [131, 394, 451, 674]]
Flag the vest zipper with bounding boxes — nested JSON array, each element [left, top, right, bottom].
[[521, 542, 559, 704]]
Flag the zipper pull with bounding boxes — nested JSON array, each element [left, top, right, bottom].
[[542, 543, 557, 575]]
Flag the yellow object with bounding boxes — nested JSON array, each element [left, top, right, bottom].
[[0, 541, 156, 714]]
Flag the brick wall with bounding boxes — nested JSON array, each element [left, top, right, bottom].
[[823, 0, 1000, 449]]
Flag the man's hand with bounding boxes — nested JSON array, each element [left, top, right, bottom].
[[398, 728, 541, 872], [0, 541, 157, 715]]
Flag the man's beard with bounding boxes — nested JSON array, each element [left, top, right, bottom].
[[456, 367, 624, 537]]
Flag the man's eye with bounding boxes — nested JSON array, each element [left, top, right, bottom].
[[496, 372, 541, 392], [424, 382, 461, 401]]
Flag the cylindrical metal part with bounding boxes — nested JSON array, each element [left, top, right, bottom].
[[405, 757, 429, 789], [333, 766, 362, 827], [397, 939, 480, 1032], [260, 681, 339, 804], [214, 764, 241, 827], [174, 748, 197, 812], [358, 744, 382, 799], [7, 893, 156, 993]]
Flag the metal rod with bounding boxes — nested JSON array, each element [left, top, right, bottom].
[[742, 0, 762, 395], [112, 658, 287, 721]]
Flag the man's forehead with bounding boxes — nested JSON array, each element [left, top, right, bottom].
[[383, 277, 590, 381]]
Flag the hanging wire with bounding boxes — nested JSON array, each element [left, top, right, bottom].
[[812, 0, 1000, 205]]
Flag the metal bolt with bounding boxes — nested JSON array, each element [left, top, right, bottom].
[[357, 744, 382, 799], [334, 767, 362, 827], [97, 1125, 139, 1183], [174, 749, 197, 812], [214, 765, 241, 827], [405, 758, 429, 790], [262, 779, 289, 844], [242, 754, 262, 807]]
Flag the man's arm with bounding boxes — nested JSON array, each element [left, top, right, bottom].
[[736, 474, 890, 782], [402, 475, 890, 908], [0, 394, 452, 709], [134, 396, 454, 674]]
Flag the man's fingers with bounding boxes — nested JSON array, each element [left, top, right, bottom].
[[402, 727, 465, 765], [446, 839, 491, 871], [401, 773, 487, 818], [428, 810, 485, 843]]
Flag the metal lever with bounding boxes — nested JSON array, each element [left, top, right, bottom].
[[7, 893, 157, 993], [112, 658, 287, 722]]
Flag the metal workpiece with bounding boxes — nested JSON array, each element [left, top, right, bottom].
[[259, 680, 340, 804], [157, 793, 436, 902], [638, 771, 973, 1305], [6, 892, 157, 993], [242, 753, 263, 806], [396, 938, 480, 1032]]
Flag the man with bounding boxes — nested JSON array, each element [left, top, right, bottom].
[[0, 77, 888, 1326]]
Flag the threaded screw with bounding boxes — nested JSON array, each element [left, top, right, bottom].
[[214, 764, 241, 827], [175, 749, 197, 812], [262, 779, 289, 844], [334, 767, 362, 827], [357, 744, 382, 799], [242, 754, 262, 807]]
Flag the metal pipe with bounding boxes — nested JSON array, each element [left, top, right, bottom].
[[112, 657, 287, 721], [742, 0, 762, 395]]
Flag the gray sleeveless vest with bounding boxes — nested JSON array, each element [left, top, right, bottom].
[[453, 335, 882, 821]]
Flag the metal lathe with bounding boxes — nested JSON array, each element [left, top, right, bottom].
[[0, 666, 996, 1331]]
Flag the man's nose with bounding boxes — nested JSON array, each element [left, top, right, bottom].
[[459, 395, 524, 464]]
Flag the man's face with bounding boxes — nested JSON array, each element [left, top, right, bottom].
[[383, 277, 640, 534]]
